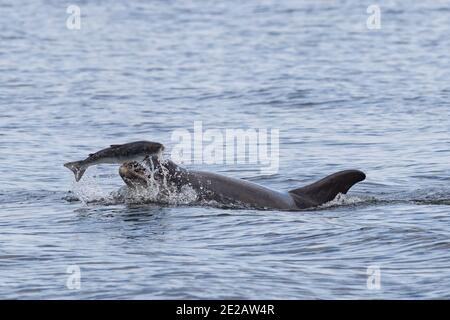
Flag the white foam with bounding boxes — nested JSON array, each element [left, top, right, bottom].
[[70, 167, 113, 204], [319, 193, 368, 208], [117, 157, 199, 205]]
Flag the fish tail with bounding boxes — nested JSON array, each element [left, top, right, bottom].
[[64, 161, 87, 182]]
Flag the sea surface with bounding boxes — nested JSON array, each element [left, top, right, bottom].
[[1, 0, 449, 299]]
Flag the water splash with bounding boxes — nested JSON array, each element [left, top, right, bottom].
[[68, 155, 200, 206], [118, 183, 198, 205], [121, 156, 199, 205], [70, 167, 113, 204], [319, 193, 373, 209]]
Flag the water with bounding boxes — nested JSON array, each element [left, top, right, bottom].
[[1, 0, 449, 299]]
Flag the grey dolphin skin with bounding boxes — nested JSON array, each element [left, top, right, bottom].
[[64, 141, 164, 182], [119, 156, 366, 210]]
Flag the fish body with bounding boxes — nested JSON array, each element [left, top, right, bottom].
[[64, 141, 164, 181]]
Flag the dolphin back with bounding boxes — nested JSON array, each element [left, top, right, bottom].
[[289, 170, 366, 208]]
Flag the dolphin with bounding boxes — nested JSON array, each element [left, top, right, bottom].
[[118, 156, 366, 210], [64, 141, 164, 182]]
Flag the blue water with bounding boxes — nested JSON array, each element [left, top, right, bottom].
[[1, 0, 450, 299]]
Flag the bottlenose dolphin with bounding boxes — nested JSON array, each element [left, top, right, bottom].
[[64, 141, 164, 182], [118, 156, 366, 210]]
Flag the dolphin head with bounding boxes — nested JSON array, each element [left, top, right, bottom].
[[119, 156, 184, 189], [119, 161, 150, 188]]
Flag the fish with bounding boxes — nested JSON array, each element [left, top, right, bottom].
[[64, 141, 165, 181]]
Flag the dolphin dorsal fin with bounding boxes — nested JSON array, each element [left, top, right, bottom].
[[289, 170, 366, 207]]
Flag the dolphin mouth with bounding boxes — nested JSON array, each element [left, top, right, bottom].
[[119, 161, 150, 188]]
